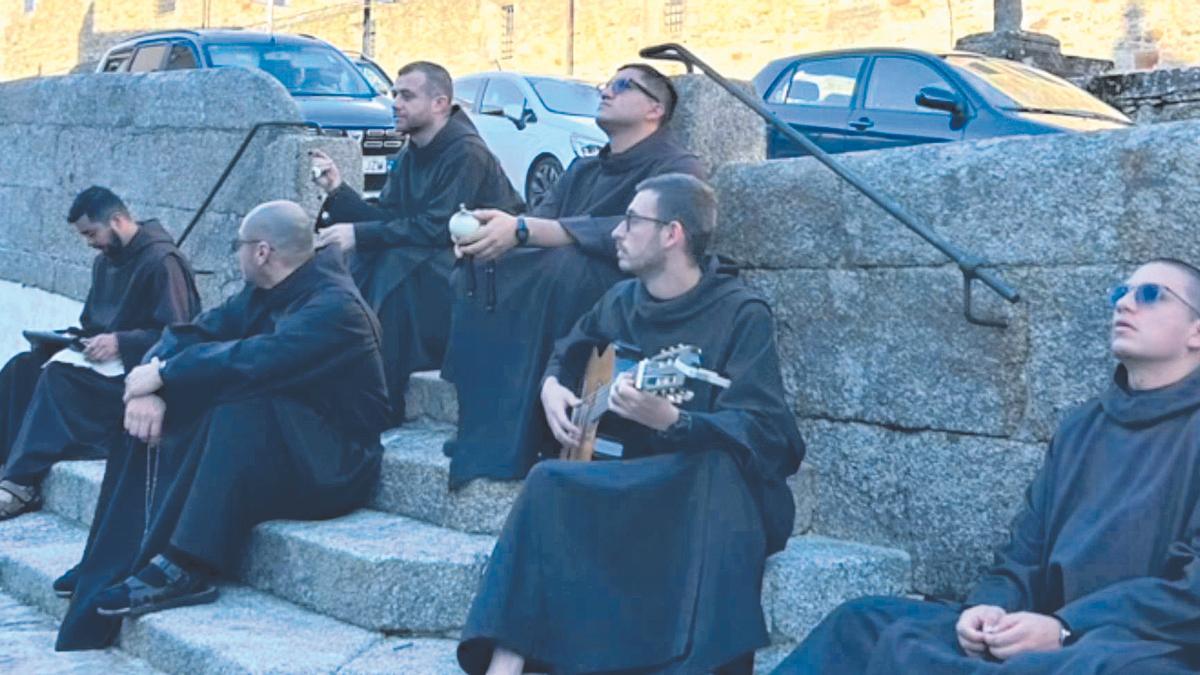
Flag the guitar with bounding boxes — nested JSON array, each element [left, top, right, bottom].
[[561, 344, 732, 461]]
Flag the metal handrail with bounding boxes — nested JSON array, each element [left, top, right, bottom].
[[176, 120, 321, 249], [640, 43, 1020, 327]]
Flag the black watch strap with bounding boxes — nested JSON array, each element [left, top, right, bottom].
[[515, 217, 530, 246]]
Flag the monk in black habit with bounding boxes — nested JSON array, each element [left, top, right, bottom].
[[457, 174, 804, 675], [444, 64, 706, 489], [55, 200, 389, 650], [773, 258, 1200, 674], [311, 61, 522, 424], [0, 186, 199, 520]]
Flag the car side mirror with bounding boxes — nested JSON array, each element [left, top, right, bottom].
[[502, 103, 531, 130], [916, 86, 964, 118]]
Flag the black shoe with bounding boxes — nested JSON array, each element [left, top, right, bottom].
[[53, 565, 80, 599], [94, 554, 218, 617]]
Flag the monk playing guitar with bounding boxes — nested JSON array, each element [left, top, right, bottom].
[[456, 173, 805, 675]]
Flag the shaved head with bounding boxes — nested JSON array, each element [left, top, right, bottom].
[[240, 200, 313, 266]]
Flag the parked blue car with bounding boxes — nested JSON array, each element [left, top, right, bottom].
[[752, 48, 1132, 158]]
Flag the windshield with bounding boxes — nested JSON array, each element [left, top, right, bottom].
[[528, 77, 601, 117], [944, 55, 1129, 122], [206, 42, 374, 97]]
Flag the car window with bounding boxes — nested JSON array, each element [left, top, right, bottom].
[[865, 57, 953, 113], [455, 77, 483, 111], [356, 61, 391, 96], [206, 42, 374, 96], [767, 57, 862, 108], [944, 54, 1129, 122], [527, 77, 600, 117], [164, 43, 198, 71], [480, 78, 525, 114], [102, 50, 133, 72], [129, 44, 169, 72]]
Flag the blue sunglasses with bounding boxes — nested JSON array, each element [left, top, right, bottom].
[[1109, 283, 1200, 316]]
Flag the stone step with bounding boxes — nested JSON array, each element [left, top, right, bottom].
[[0, 513, 463, 674], [405, 370, 457, 426], [763, 536, 911, 645], [0, 589, 162, 674], [372, 420, 818, 537]]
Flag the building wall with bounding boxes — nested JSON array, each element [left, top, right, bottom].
[[2, 1, 1198, 83]]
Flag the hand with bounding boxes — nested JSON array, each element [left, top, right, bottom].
[[309, 149, 342, 193], [607, 372, 679, 432], [125, 394, 167, 445], [984, 612, 1065, 661], [316, 223, 356, 251], [956, 604, 1006, 659], [541, 376, 582, 448], [81, 333, 119, 362], [454, 209, 518, 261], [124, 357, 163, 402]]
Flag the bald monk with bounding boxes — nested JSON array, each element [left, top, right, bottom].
[[56, 200, 390, 650]]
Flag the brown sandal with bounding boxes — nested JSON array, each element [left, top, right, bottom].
[[0, 480, 41, 521]]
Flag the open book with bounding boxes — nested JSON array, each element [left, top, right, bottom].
[[44, 348, 124, 379]]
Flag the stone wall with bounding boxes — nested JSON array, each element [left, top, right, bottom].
[[0, 67, 359, 307], [715, 120, 1200, 596], [1084, 66, 1200, 124], [5, 1, 1200, 83]]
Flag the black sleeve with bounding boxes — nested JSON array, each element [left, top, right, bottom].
[[146, 288, 249, 364], [662, 301, 803, 482], [115, 255, 199, 369], [320, 183, 392, 226], [557, 153, 709, 260], [157, 291, 376, 405], [353, 149, 501, 250]]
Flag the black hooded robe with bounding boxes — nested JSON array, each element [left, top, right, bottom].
[[319, 108, 523, 424], [773, 365, 1200, 674], [457, 259, 805, 674], [56, 249, 389, 651], [0, 220, 200, 485], [441, 128, 705, 488]]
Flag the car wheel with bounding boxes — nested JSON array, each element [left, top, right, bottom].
[[525, 155, 563, 208]]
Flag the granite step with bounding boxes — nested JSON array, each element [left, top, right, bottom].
[[0, 513, 463, 674], [0, 588, 161, 674], [41, 456, 906, 645], [405, 370, 457, 426]]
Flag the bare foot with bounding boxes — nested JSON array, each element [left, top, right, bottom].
[[485, 646, 525, 675]]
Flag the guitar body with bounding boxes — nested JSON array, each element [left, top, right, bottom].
[[561, 344, 615, 461]]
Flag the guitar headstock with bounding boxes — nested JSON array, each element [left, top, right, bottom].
[[634, 344, 704, 404]]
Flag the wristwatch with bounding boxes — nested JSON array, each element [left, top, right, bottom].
[[515, 216, 530, 246]]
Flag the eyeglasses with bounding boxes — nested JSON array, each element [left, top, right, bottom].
[[601, 76, 660, 103], [230, 238, 270, 253], [616, 210, 674, 233], [1108, 283, 1200, 317]]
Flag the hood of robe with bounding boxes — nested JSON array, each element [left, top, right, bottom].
[[1103, 363, 1200, 428], [408, 105, 480, 161], [631, 256, 762, 326], [106, 219, 174, 266], [596, 127, 693, 177]]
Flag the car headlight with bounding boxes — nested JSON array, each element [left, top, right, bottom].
[[571, 134, 604, 157]]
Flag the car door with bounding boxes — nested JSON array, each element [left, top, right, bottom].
[[762, 56, 865, 157], [475, 77, 534, 194], [127, 42, 172, 72], [844, 55, 966, 152]]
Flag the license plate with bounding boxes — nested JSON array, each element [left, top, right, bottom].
[[363, 156, 388, 175]]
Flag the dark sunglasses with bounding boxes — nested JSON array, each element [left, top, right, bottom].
[[1108, 283, 1200, 317], [601, 76, 660, 103], [230, 238, 270, 253]]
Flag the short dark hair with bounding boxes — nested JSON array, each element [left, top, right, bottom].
[[617, 63, 678, 124], [1149, 257, 1200, 310], [67, 186, 129, 225], [396, 61, 453, 102], [636, 173, 716, 260]]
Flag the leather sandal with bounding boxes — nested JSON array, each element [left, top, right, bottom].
[[0, 480, 41, 521], [95, 554, 218, 617]]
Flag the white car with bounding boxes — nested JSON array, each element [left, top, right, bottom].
[[454, 72, 607, 207]]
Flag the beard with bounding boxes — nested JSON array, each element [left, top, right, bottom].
[[101, 229, 125, 257]]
